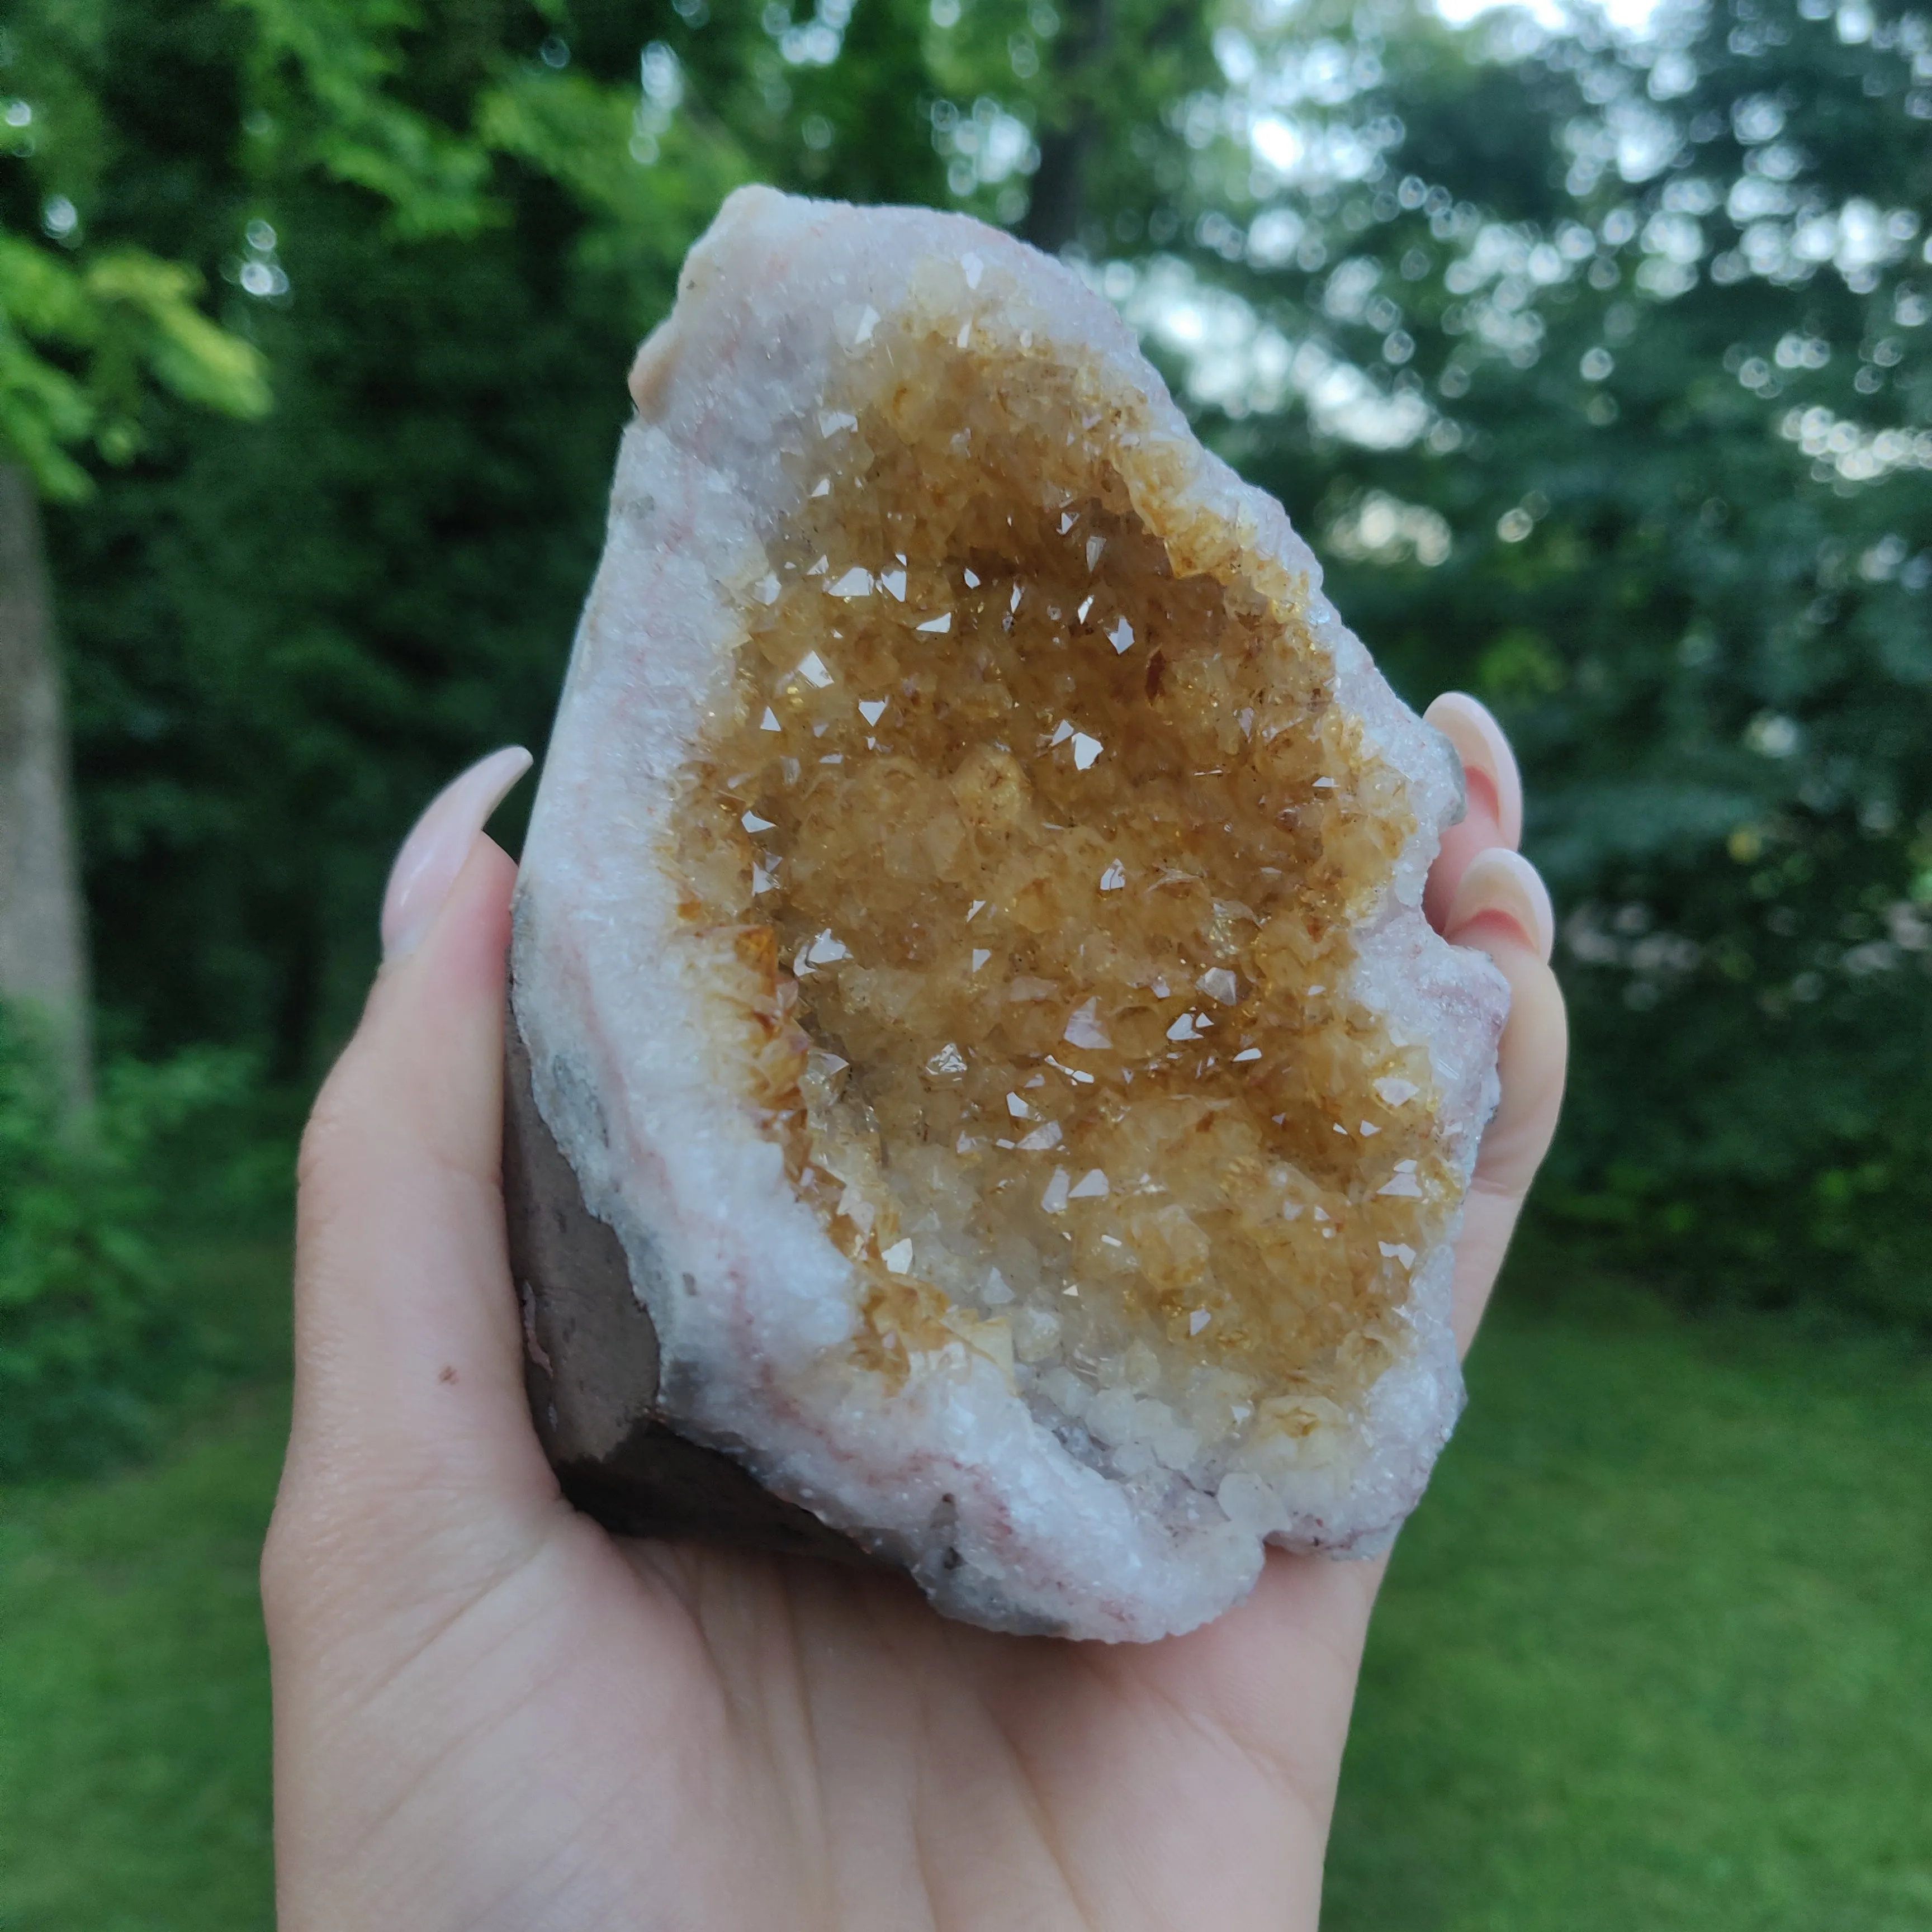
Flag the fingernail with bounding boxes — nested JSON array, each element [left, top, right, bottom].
[[380, 747, 534, 963], [1425, 692, 1523, 849], [1445, 848, 1555, 964]]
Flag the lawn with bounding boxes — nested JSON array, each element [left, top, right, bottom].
[[0, 1387, 286, 1932], [2, 1264, 1928, 1931], [1325, 1287, 1932, 1932]]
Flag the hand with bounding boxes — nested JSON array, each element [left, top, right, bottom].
[[263, 695, 1566, 1932]]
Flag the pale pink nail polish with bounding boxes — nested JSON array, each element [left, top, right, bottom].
[[1425, 692, 1524, 849], [1445, 848, 1555, 964], [380, 747, 534, 963]]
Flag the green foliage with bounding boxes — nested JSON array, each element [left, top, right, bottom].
[[6, 0, 1928, 1318], [235, 0, 501, 238], [1131, 0, 1932, 1320], [0, 234, 270, 498], [0, 2, 269, 496], [0, 1002, 260, 1476], [476, 65, 748, 281]]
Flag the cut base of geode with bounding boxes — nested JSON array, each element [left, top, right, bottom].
[[508, 186, 1508, 1642], [505, 1010, 885, 1568]]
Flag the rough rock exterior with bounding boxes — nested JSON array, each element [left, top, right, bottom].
[[508, 186, 1509, 1641]]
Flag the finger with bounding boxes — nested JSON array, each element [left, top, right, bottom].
[[1446, 847, 1554, 973], [287, 752, 549, 1518], [382, 746, 534, 960], [1441, 857, 1568, 1353], [1427, 692, 1524, 849], [1422, 692, 1523, 932]]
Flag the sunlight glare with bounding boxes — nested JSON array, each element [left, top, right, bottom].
[[1432, 0, 1664, 31]]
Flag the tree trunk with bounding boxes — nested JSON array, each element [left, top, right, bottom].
[[1021, 0, 1112, 257], [0, 463, 93, 1108]]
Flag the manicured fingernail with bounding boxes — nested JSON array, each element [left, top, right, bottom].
[[380, 747, 533, 963], [1445, 848, 1555, 964], [1425, 692, 1523, 849]]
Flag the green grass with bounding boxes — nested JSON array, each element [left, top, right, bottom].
[[0, 1387, 286, 1930], [1327, 1286, 1932, 1932], [2, 1263, 1928, 1931], [0, 1240, 290, 1932]]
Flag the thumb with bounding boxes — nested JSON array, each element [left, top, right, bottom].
[[277, 750, 554, 1559]]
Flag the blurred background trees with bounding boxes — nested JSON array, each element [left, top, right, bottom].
[[2, 0, 1928, 1422], [1, 0, 269, 1108]]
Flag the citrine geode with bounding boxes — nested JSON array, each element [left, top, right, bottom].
[[506, 187, 1509, 1641]]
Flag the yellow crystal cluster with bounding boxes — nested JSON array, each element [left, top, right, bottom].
[[667, 266, 1459, 1469]]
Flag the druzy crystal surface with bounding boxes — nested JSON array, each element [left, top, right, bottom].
[[510, 187, 1509, 1641]]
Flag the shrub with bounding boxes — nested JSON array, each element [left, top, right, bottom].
[[0, 1001, 262, 1477]]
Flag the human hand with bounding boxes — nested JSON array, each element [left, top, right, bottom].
[[263, 694, 1565, 1932]]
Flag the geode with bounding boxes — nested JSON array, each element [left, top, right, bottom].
[[508, 186, 1509, 1642]]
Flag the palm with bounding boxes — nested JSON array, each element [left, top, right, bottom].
[[317, 1493, 1372, 1932]]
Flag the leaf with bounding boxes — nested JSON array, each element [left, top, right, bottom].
[[231, 0, 499, 237], [84, 252, 272, 419], [0, 231, 269, 492]]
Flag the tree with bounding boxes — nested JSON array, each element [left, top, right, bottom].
[[0, 464, 89, 1103], [1, 0, 269, 1101], [1119, 0, 1931, 1317], [30, 0, 754, 1071], [18, 0, 1931, 1319]]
